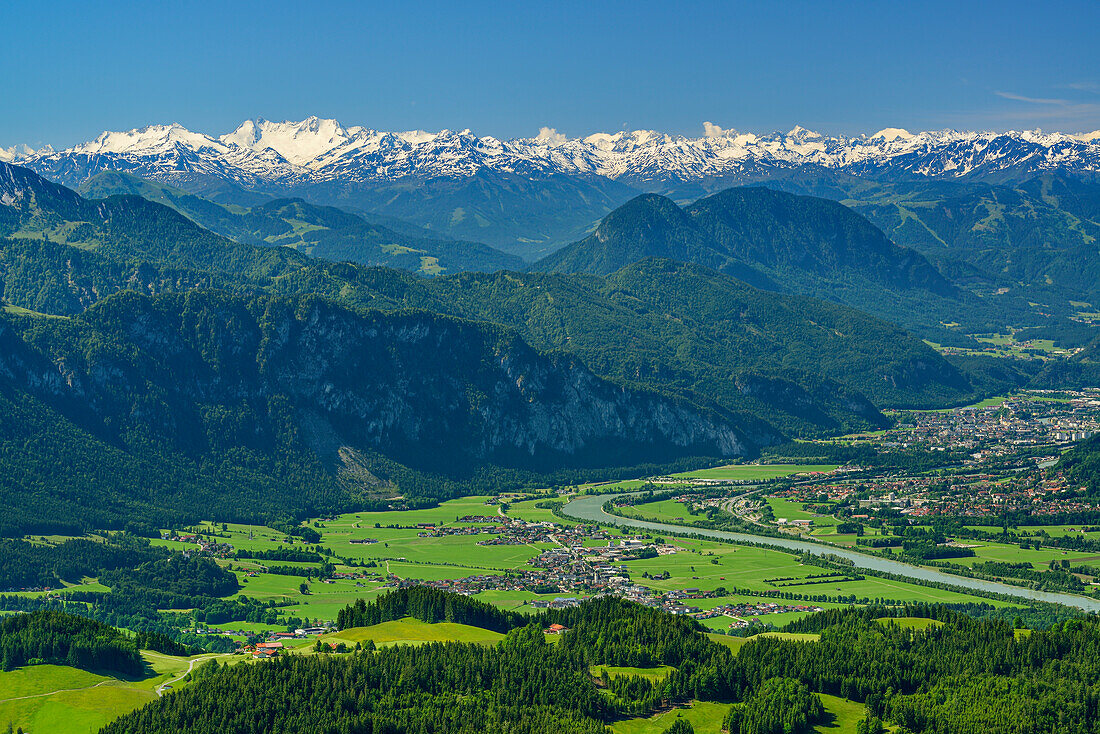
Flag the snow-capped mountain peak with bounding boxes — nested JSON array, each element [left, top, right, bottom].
[[220, 116, 355, 166], [74, 123, 227, 156], [0, 143, 39, 162], [871, 128, 914, 142], [12, 118, 1100, 192]]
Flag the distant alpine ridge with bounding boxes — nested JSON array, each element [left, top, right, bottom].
[[6, 117, 1100, 189]]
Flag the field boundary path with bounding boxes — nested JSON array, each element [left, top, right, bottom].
[[0, 679, 115, 704]]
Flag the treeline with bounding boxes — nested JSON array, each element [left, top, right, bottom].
[[133, 630, 199, 657], [0, 611, 142, 675], [751, 605, 1100, 731], [234, 547, 322, 563], [107, 593, 742, 733]]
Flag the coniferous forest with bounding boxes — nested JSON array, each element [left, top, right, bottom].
[[55, 590, 1100, 734]]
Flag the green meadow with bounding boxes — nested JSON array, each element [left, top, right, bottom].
[[673, 464, 839, 481], [322, 617, 505, 647], [814, 693, 868, 734], [591, 665, 675, 682], [876, 617, 943, 631], [0, 650, 226, 734], [611, 700, 730, 734], [618, 536, 1009, 608]]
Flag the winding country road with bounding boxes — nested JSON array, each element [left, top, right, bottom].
[[149, 653, 231, 697]]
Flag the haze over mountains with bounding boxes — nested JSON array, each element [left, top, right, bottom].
[[7, 117, 1100, 256]]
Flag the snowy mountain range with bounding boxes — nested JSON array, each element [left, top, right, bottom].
[[6, 117, 1100, 190], [6, 117, 1100, 256]]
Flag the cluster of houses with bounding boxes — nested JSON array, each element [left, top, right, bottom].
[[706, 602, 824, 627], [159, 531, 235, 557], [874, 391, 1100, 454], [379, 531, 685, 609], [411, 516, 613, 549], [238, 626, 331, 657]]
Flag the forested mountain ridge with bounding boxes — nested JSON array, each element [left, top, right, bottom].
[[750, 171, 1100, 311], [532, 188, 983, 333], [407, 260, 975, 415], [686, 188, 955, 296], [0, 289, 754, 535], [0, 162, 975, 426], [75, 170, 525, 275]]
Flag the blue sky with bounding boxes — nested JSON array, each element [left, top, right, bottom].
[[3, 0, 1099, 148]]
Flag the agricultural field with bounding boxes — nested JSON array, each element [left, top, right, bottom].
[[672, 464, 839, 481], [967, 523, 1100, 539], [501, 496, 571, 524], [616, 498, 698, 523], [944, 541, 1098, 569], [618, 536, 1011, 610], [203, 489, 1024, 633]]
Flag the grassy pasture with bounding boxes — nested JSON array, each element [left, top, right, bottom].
[[503, 497, 571, 524], [875, 616, 943, 630], [610, 700, 729, 734], [618, 537, 1009, 607], [322, 617, 504, 648], [590, 665, 675, 682], [706, 631, 821, 655], [673, 464, 838, 481], [617, 498, 694, 523], [943, 541, 1097, 568], [767, 497, 822, 523], [0, 650, 217, 734], [815, 693, 867, 734]]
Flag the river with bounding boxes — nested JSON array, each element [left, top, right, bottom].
[[562, 492, 1100, 612]]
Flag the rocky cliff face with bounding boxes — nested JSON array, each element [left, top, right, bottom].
[[3, 291, 752, 475]]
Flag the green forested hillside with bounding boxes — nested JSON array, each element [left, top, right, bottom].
[[75, 170, 524, 274], [0, 289, 753, 535], [88, 593, 1100, 734], [754, 172, 1100, 312], [411, 260, 975, 415], [687, 188, 953, 294], [2, 163, 972, 424], [532, 188, 990, 334], [531, 194, 766, 281], [0, 612, 143, 675], [0, 162, 1082, 536]]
